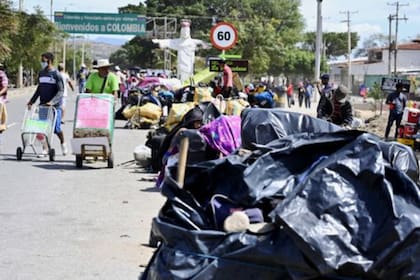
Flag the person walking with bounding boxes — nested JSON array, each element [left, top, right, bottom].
[[27, 52, 67, 156], [114, 66, 126, 93], [316, 73, 333, 118], [77, 63, 89, 93], [85, 59, 119, 100], [384, 82, 407, 140], [286, 82, 294, 108], [297, 81, 305, 107], [57, 63, 74, 122], [218, 60, 233, 99], [304, 81, 313, 109]]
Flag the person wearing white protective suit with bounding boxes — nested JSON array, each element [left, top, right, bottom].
[[152, 20, 209, 83]]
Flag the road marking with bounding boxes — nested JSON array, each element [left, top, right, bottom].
[[7, 122, 17, 128]]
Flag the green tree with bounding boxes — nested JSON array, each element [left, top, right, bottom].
[[7, 9, 58, 80], [0, 0, 18, 60], [354, 33, 389, 57], [115, 37, 160, 68], [280, 48, 315, 77], [302, 31, 359, 59], [118, 3, 147, 15], [117, 0, 306, 78], [368, 81, 384, 116], [110, 49, 130, 70]]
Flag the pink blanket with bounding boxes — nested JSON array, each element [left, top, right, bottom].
[[75, 97, 112, 129]]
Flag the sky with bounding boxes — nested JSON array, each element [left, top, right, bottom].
[[15, 0, 420, 46], [299, 0, 420, 45]]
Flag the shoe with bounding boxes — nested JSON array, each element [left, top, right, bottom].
[[61, 143, 68, 156], [38, 149, 48, 158]]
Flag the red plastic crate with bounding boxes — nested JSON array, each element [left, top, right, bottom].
[[402, 108, 420, 124], [403, 124, 417, 137]]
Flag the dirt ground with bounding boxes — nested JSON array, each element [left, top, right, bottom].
[[353, 101, 390, 138]]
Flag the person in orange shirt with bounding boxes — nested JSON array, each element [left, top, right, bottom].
[[219, 60, 233, 98], [286, 82, 294, 108]]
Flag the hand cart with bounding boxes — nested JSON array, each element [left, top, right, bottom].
[[71, 94, 115, 168], [16, 105, 57, 161]]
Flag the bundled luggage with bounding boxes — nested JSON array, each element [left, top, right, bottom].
[[225, 98, 249, 116], [193, 86, 213, 103], [142, 108, 420, 280], [164, 102, 195, 132]]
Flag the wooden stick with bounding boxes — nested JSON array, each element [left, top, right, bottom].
[[177, 135, 189, 188]]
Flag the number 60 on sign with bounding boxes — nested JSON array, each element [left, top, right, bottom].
[[210, 22, 238, 50]]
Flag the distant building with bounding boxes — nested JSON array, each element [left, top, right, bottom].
[[328, 43, 420, 93]]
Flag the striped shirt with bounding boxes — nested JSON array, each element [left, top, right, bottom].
[[30, 68, 64, 107]]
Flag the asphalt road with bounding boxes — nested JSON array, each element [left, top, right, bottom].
[[0, 87, 165, 279]]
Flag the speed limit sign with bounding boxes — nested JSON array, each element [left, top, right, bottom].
[[210, 22, 238, 50]]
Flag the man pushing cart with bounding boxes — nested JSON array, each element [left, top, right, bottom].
[[20, 52, 67, 160], [71, 59, 118, 168]]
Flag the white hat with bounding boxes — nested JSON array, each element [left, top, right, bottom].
[[94, 59, 113, 69], [115, 65, 121, 71], [80, 63, 86, 68]]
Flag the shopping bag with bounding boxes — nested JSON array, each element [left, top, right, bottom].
[[0, 102, 7, 132]]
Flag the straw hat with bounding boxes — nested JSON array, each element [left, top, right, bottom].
[[93, 59, 113, 69], [334, 84, 351, 101]]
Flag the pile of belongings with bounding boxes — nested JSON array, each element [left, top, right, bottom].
[[142, 108, 420, 280]]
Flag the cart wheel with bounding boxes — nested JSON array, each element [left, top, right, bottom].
[[107, 153, 114, 168], [76, 155, 83, 168], [16, 147, 23, 161], [49, 148, 55, 161]]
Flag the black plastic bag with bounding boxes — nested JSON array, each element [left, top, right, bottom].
[[142, 111, 420, 280], [240, 108, 342, 149]]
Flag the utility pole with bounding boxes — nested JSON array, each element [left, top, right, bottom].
[[388, 14, 394, 77], [81, 37, 85, 66], [314, 0, 323, 103], [388, 2, 408, 76], [50, 0, 53, 21], [340, 10, 358, 90]]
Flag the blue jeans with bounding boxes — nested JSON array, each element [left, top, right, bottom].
[[78, 81, 86, 94], [385, 111, 402, 139], [39, 106, 62, 134]]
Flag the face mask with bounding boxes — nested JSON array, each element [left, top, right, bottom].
[[41, 61, 48, 69]]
